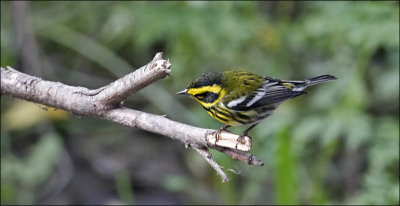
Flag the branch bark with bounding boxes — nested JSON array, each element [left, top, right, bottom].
[[1, 53, 264, 182]]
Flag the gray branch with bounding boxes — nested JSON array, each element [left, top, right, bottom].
[[192, 146, 229, 183], [1, 52, 263, 182]]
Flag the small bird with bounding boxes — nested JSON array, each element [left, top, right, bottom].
[[177, 71, 336, 145]]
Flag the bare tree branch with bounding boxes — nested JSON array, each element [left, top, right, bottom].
[[192, 146, 229, 182], [93, 53, 171, 106], [211, 146, 264, 166], [1, 52, 264, 182]]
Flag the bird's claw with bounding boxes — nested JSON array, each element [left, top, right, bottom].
[[235, 133, 249, 150], [215, 125, 230, 144]]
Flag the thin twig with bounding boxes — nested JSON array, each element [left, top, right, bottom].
[[211, 146, 264, 166], [192, 146, 229, 183]]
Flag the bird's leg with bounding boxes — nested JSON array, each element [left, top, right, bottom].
[[235, 123, 258, 149], [215, 125, 231, 144]]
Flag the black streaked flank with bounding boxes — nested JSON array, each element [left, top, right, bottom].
[[211, 106, 248, 125]]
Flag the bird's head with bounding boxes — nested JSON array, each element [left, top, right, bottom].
[[176, 72, 226, 107]]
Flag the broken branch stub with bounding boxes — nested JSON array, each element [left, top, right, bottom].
[[205, 130, 252, 152]]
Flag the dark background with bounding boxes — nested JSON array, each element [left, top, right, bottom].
[[1, 1, 399, 205]]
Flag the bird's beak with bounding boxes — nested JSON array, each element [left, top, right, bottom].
[[176, 89, 188, 95]]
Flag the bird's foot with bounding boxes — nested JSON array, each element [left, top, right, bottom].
[[235, 132, 251, 150], [215, 125, 230, 144]]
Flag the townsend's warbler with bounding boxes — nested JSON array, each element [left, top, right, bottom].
[[177, 71, 336, 143]]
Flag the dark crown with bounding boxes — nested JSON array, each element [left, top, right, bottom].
[[188, 72, 223, 88]]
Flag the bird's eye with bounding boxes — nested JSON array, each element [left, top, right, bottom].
[[195, 94, 204, 99]]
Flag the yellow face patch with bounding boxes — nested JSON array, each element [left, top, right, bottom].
[[187, 84, 226, 108], [187, 84, 222, 96]]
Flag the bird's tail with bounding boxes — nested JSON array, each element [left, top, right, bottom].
[[290, 75, 337, 91]]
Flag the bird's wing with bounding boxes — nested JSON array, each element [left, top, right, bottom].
[[225, 77, 306, 111]]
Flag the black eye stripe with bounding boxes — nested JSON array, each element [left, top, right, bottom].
[[197, 92, 219, 103], [195, 92, 216, 97]]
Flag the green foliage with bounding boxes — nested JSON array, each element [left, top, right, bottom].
[[115, 169, 135, 205], [1, 132, 63, 204], [1, 1, 398, 205], [275, 126, 299, 205]]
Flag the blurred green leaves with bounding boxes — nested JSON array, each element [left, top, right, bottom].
[[275, 126, 299, 205], [1, 133, 63, 204], [115, 169, 135, 205]]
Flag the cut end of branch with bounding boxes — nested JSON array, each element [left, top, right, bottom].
[[247, 154, 264, 166], [153, 52, 164, 61], [1, 66, 16, 71], [206, 130, 252, 151], [149, 53, 171, 76]]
